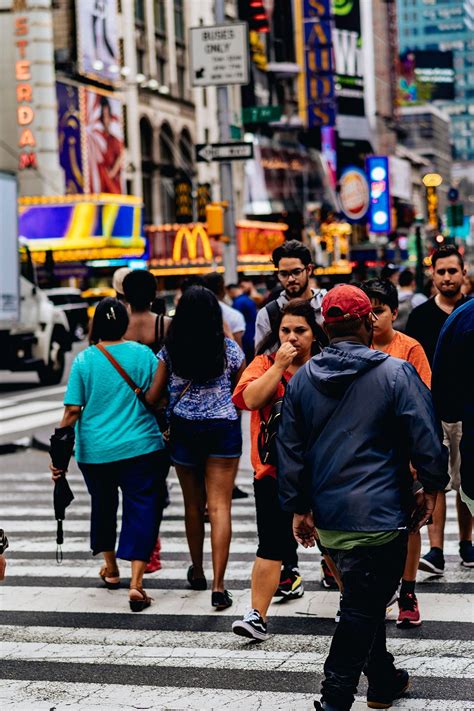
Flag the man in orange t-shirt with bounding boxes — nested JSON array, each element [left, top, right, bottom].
[[362, 278, 431, 629]]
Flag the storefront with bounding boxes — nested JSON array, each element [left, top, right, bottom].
[[146, 220, 288, 288]]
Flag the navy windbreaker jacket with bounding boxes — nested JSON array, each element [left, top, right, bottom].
[[276, 341, 449, 532], [433, 298, 474, 499]]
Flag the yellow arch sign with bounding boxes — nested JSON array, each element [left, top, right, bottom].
[[172, 224, 213, 262]]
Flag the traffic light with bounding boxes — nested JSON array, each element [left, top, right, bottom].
[[446, 203, 464, 229], [241, 0, 270, 33], [206, 204, 225, 237]]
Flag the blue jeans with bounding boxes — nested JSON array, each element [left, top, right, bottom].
[[79, 449, 169, 562], [321, 532, 408, 710]]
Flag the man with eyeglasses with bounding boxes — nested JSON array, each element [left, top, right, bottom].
[[254, 240, 327, 355], [406, 245, 474, 573]]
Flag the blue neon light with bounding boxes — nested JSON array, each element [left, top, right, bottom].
[[366, 156, 391, 233]]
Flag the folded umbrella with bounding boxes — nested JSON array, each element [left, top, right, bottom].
[[50, 427, 75, 563]]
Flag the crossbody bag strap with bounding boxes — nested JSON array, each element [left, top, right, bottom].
[[95, 343, 147, 405], [259, 355, 288, 423], [171, 380, 192, 413]]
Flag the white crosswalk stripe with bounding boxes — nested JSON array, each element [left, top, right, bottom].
[[0, 397, 472, 709]]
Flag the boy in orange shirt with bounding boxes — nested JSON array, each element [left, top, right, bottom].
[[362, 278, 431, 627]]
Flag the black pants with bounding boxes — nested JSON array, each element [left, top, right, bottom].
[[321, 532, 408, 710]]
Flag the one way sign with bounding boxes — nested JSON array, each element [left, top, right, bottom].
[[195, 142, 254, 163]]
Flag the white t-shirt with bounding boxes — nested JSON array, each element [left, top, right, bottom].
[[220, 301, 245, 335]]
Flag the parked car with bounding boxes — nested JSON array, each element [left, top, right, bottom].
[[81, 287, 116, 321], [44, 288, 89, 341]]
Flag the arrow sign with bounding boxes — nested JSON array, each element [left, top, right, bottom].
[[195, 142, 254, 163]]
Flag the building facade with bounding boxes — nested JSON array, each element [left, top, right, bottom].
[[397, 0, 474, 162]]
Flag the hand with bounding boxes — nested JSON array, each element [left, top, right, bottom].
[[49, 463, 66, 482], [293, 512, 317, 548], [409, 490, 438, 533], [0, 553, 6, 581], [274, 342, 298, 372]]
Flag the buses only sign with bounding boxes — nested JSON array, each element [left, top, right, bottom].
[[189, 23, 249, 87]]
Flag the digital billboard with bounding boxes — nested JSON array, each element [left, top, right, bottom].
[[333, 0, 365, 118], [366, 156, 391, 233], [76, 0, 120, 84], [399, 50, 455, 105], [84, 88, 124, 195]]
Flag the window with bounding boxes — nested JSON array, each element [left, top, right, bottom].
[[157, 56, 166, 85], [135, 0, 145, 23], [136, 49, 145, 75], [174, 0, 184, 42], [177, 65, 185, 98], [154, 0, 166, 34]]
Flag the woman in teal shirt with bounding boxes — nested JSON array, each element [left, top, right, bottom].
[[50, 298, 167, 612]]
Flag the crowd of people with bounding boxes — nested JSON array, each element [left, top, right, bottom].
[[48, 241, 473, 710]]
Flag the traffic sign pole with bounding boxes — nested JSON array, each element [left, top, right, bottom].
[[215, 0, 238, 283]]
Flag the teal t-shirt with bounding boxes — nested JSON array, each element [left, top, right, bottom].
[[65, 342, 164, 464]]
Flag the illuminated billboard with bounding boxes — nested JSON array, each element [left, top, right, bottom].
[[296, 0, 336, 128], [76, 0, 120, 84], [56, 82, 85, 194], [399, 50, 455, 104], [366, 156, 391, 233], [333, 0, 365, 118], [18, 194, 145, 263], [84, 88, 124, 194]]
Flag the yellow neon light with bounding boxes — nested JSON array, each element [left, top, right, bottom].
[[150, 266, 225, 276], [293, 0, 307, 127], [64, 203, 97, 241], [18, 193, 142, 207], [172, 224, 213, 262]]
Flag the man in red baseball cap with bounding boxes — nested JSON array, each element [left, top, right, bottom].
[[276, 284, 449, 711]]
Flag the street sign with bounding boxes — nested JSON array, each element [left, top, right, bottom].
[[242, 105, 282, 124], [189, 23, 249, 87], [195, 142, 254, 163]]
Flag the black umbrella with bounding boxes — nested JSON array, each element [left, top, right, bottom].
[[50, 427, 75, 563]]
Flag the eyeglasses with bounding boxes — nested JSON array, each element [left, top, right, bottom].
[[277, 268, 307, 279], [435, 268, 460, 276]]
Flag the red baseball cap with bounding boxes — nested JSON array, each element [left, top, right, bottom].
[[322, 284, 373, 324]]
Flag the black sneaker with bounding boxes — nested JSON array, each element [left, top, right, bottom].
[[232, 486, 249, 500], [274, 566, 304, 599], [367, 669, 410, 709], [232, 608, 268, 641], [418, 547, 445, 575], [313, 700, 345, 711], [211, 590, 232, 610], [321, 559, 339, 590], [460, 541, 474, 568]]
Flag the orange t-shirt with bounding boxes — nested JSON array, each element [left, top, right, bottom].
[[378, 330, 431, 388], [232, 354, 292, 480]]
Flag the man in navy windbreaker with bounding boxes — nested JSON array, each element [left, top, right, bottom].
[[433, 297, 474, 517], [277, 285, 448, 711]]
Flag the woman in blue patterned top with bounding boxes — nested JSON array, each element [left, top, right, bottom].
[[147, 286, 245, 610]]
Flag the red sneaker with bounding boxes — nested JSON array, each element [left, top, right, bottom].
[[397, 592, 422, 627], [145, 537, 162, 574]]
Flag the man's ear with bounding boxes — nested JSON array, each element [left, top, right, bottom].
[[307, 264, 314, 276], [392, 308, 398, 323]]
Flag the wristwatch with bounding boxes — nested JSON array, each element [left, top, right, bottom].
[[0, 529, 9, 554]]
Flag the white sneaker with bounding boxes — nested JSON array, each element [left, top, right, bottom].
[[232, 608, 269, 641]]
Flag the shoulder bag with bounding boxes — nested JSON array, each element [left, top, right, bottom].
[[257, 357, 288, 467], [95, 343, 190, 443]]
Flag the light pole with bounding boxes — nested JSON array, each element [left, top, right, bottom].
[[214, 0, 238, 283]]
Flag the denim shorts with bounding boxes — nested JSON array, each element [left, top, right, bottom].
[[170, 415, 242, 467]]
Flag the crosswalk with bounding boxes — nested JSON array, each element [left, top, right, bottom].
[[0, 424, 473, 709], [0, 386, 66, 438]]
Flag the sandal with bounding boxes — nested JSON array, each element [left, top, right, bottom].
[[129, 586, 153, 612], [99, 565, 121, 590]]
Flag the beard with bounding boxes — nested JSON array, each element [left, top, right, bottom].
[[285, 277, 309, 299], [438, 283, 462, 298]]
